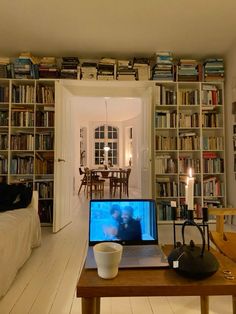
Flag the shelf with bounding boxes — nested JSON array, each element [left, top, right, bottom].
[[153, 81, 225, 221]]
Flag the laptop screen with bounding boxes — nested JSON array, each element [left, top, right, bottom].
[[89, 199, 158, 245]]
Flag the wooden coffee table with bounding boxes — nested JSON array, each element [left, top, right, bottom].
[[77, 246, 236, 314]]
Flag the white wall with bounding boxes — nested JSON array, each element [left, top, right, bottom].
[[225, 43, 236, 206], [122, 114, 142, 190]]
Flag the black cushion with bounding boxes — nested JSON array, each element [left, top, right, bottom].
[[0, 183, 33, 212]]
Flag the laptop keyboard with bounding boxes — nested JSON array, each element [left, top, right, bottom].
[[122, 245, 160, 258]]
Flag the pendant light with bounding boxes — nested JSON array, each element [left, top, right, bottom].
[[104, 98, 110, 152]]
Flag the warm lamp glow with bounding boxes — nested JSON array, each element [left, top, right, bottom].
[[104, 145, 110, 152]]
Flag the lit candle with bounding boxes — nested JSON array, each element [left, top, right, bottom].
[[185, 183, 188, 206], [187, 168, 194, 210]]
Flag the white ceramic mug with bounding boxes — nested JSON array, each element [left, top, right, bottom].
[[93, 242, 123, 279]]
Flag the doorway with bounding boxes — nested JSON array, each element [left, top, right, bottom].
[[54, 81, 152, 231]]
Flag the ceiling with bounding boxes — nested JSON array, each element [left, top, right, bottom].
[[1, 0, 236, 60], [73, 96, 142, 122]]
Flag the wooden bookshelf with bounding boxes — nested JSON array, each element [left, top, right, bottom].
[[153, 81, 226, 221], [0, 79, 55, 225]]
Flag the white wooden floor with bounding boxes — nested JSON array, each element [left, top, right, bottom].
[[0, 187, 233, 314]]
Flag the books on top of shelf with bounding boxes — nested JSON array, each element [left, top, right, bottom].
[[0, 57, 11, 78], [117, 59, 136, 81], [133, 57, 150, 81], [204, 58, 224, 82], [81, 62, 97, 80], [97, 57, 116, 81], [178, 59, 199, 81], [151, 52, 174, 81], [60, 57, 80, 79], [39, 57, 59, 79]]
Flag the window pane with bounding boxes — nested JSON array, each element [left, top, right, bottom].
[[95, 142, 99, 149]]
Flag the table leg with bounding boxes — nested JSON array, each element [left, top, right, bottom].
[[200, 296, 209, 314], [233, 295, 236, 314], [82, 297, 100, 314]]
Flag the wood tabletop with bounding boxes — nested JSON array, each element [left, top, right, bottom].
[[77, 245, 236, 298]]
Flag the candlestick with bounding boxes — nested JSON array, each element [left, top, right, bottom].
[[187, 168, 194, 210]]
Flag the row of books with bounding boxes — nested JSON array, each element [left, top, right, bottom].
[[38, 200, 53, 223], [178, 112, 199, 128], [155, 136, 177, 151], [35, 133, 54, 150], [0, 134, 8, 150], [156, 179, 178, 197], [1, 109, 54, 128], [0, 156, 7, 173], [0, 85, 9, 102], [35, 181, 53, 199], [0, 54, 224, 81], [178, 135, 200, 151], [10, 155, 34, 174], [155, 85, 177, 105], [11, 134, 34, 150], [0, 111, 8, 126], [12, 85, 35, 103], [36, 85, 54, 104], [202, 112, 221, 128], [35, 153, 54, 174], [154, 155, 177, 174], [155, 111, 177, 128], [203, 157, 224, 173], [11, 110, 34, 127], [179, 157, 201, 174], [36, 111, 54, 127], [201, 85, 223, 105], [202, 136, 224, 151], [0, 84, 55, 105], [203, 177, 224, 197], [178, 89, 199, 105]]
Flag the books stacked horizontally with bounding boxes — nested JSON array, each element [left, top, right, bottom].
[[133, 57, 150, 80], [60, 57, 80, 79], [178, 59, 201, 81], [117, 60, 136, 81], [97, 58, 116, 80], [152, 52, 174, 81], [204, 58, 224, 82], [0, 57, 11, 78], [81, 62, 97, 80], [39, 57, 59, 79], [14, 53, 39, 79]]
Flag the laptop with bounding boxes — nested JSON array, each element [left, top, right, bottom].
[[85, 199, 169, 268]]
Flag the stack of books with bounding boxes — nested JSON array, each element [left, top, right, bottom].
[[97, 58, 116, 80], [133, 58, 150, 80], [152, 52, 174, 81], [39, 57, 59, 78], [117, 60, 136, 81], [0, 57, 11, 78], [178, 59, 200, 81], [204, 58, 224, 82], [81, 62, 97, 80], [60, 57, 80, 79]]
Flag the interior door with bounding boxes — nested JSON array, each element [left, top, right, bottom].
[[140, 87, 153, 198], [53, 82, 73, 232]]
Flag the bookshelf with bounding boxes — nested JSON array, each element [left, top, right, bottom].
[[153, 81, 225, 221], [0, 79, 55, 225]]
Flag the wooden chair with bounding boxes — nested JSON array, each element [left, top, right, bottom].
[[208, 208, 236, 262], [86, 170, 105, 199], [78, 167, 87, 195], [110, 168, 131, 198]]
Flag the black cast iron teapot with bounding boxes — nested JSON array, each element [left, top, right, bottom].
[[168, 219, 219, 279]]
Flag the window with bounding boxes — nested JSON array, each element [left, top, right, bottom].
[[94, 125, 118, 166]]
